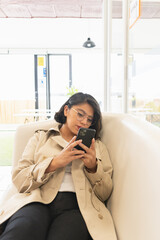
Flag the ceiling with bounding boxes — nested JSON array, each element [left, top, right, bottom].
[[0, 0, 160, 19]]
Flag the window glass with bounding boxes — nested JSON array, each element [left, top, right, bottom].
[[0, 54, 34, 166], [129, 10, 160, 127], [0, 54, 34, 124]]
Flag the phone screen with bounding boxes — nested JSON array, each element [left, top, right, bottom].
[[75, 128, 96, 151]]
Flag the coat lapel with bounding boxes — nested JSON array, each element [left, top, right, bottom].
[[72, 159, 86, 208], [51, 135, 68, 149]]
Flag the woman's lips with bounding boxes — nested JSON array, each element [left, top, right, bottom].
[[77, 126, 82, 130]]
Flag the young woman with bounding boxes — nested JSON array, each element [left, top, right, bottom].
[[0, 92, 117, 240]]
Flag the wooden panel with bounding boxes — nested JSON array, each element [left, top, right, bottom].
[[28, 5, 56, 18], [1, 5, 31, 18], [142, 2, 160, 19], [0, 100, 35, 124], [0, 8, 6, 17], [0, 1, 160, 19], [82, 4, 102, 18], [55, 4, 81, 17]]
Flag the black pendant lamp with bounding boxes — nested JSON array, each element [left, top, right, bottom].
[[83, 37, 96, 48]]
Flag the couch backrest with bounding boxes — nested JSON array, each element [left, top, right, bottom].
[[12, 119, 55, 168]]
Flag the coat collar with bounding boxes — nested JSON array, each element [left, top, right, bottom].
[[48, 121, 61, 133], [48, 122, 68, 149]]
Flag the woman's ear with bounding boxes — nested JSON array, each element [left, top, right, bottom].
[[64, 105, 69, 117]]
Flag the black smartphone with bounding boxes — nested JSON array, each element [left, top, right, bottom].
[[75, 128, 96, 151]]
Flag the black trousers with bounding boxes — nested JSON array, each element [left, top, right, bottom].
[[0, 192, 92, 240]]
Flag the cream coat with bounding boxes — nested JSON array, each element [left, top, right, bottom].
[[0, 122, 117, 240]]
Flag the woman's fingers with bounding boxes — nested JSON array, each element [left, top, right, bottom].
[[78, 139, 97, 170], [67, 139, 82, 151], [90, 138, 95, 150], [66, 136, 95, 152], [66, 136, 76, 146], [78, 142, 88, 152], [70, 149, 85, 155], [78, 138, 95, 152]]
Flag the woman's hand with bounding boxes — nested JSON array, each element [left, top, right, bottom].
[[79, 138, 97, 173], [45, 136, 85, 173]]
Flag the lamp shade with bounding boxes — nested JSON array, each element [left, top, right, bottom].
[[83, 38, 96, 48]]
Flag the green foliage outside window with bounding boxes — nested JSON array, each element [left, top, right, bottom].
[[66, 86, 78, 96], [0, 131, 14, 166]]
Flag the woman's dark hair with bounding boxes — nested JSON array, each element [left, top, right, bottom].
[[54, 92, 102, 139]]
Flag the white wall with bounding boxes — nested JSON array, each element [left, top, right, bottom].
[[0, 18, 103, 49]]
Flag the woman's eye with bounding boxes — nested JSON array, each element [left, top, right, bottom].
[[77, 112, 84, 118], [88, 119, 93, 123]]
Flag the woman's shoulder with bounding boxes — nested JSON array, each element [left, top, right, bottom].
[[29, 130, 48, 144], [35, 129, 48, 134], [34, 121, 60, 139]]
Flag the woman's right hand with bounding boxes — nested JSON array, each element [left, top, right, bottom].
[[45, 136, 85, 173]]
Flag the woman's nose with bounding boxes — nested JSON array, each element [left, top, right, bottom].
[[80, 117, 88, 125]]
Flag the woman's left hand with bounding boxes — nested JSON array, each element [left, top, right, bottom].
[[78, 138, 97, 173]]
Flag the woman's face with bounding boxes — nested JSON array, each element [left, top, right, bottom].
[[63, 102, 94, 136]]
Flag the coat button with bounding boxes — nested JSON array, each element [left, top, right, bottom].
[[89, 188, 92, 193], [98, 214, 103, 220], [0, 210, 4, 216], [25, 192, 31, 196]]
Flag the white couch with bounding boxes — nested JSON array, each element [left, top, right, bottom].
[[1, 113, 160, 240]]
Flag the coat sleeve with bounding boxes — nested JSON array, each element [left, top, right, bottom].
[[84, 140, 113, 202], [12, 132, 55, 193]]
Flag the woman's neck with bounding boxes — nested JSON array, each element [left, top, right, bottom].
[[60, 124, 75, 142]]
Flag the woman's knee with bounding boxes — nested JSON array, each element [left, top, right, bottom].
[[0, 203, 50, 240]]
